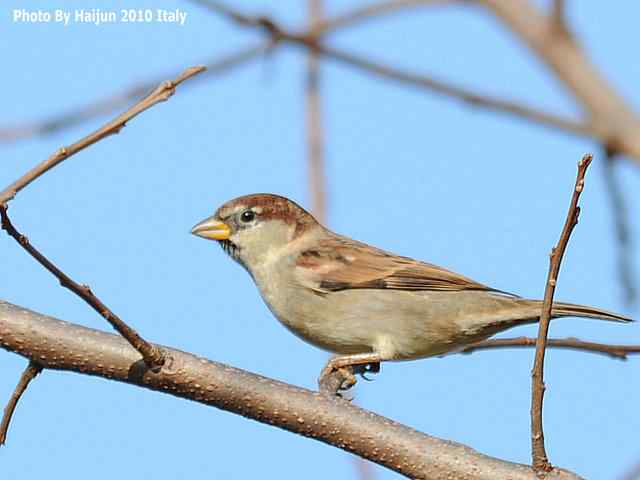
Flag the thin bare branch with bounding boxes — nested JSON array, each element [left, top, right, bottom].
[[0, 44, 269, 143], [0, 206, 164, 369], [307, 0, 327, 223], [603, 152, 637, 305], [0, 65, 205, 205], [314, 44, 594, 137], [461, 336, 640, 360], [530, 153, 593, 473], [0, 300, 583, 480], [0, 361, 42, 446]]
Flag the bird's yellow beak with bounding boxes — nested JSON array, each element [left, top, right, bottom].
[[191, 217, 231, 240]]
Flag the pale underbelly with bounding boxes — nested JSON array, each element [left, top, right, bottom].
[[260, 286, 506, 360]]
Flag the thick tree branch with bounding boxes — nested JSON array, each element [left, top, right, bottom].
[[0, 45, 266, 143], [0, 300, 583, 480], [530, 153, 593, 473], [0, 66, 205, 205], [0, 361, 42, 446]]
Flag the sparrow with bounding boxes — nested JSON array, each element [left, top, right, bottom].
[[191, 193, 631, 392]]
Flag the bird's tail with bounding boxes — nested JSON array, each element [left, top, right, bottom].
[[524, 300, 632, 323]]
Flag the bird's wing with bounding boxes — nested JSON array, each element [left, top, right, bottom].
[[295, 234, 516, 295]]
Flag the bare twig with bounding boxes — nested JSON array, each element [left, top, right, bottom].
[[0, 206, 164, 369], [530, 153, 593, 473], [603, 151, 637, 305], [0, 300, 583, 480], [0, 361, 43, 446], [0, 66, 205, 205], [462, 336, 640, 360], [313, 44, 594, 137], [307, 0, 327, 223], [0, 45, 268, 143]]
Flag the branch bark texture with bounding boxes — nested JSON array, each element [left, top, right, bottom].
[[0, 300, 582, 480]]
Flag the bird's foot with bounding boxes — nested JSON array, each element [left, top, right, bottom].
[[318, 354, 382, 396], [318, 365, 357, 396]]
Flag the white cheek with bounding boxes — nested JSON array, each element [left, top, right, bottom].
[[232, 220, 291, 267]]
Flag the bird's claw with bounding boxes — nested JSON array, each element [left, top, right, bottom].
[[318, 361, 382, 396], [318, 365, 357, 396], [353, 362, 381, 381]]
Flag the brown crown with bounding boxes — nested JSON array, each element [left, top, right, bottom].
[[216, 193, 319, 235]]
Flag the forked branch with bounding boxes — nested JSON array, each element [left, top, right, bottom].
[[0, 206, 164, 369], [0, 66, 206, 368]]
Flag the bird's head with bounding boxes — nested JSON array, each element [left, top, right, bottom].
[[191, 193, 320, 269]]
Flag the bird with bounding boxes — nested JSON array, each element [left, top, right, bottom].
[[191, 193, 632, 393]]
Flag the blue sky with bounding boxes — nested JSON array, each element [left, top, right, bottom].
[[1, 1, 639, 478]]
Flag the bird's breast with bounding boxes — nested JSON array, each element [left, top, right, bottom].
[[249, 261, 374, 354]]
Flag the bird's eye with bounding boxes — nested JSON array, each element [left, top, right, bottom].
[[240, 210, 255, 223]]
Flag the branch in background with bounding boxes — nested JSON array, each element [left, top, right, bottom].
[[195, 0, 640, 164], [0, 206, 164, 369], [0, 66, 205, 205], [550, 0, 570, 37], [530, 153, 593, 473], [307, 0, 327, 223], [0, 300, 583, 480], [8, 0, 639, 164], [0, 361, 42, 446], [314, 44, 593, 137], [189, 1, 600, 139], [478, 0, 640, 164], [603, 151, 637, 305], [462, 336, 640, 360], [0, 46, 265, 143], [315, 0, 454, 34]]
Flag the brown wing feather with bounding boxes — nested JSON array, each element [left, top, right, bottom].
[[296, 234, 515, 296]]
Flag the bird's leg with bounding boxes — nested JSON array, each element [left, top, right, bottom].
[[318, 353, 382, 395]]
